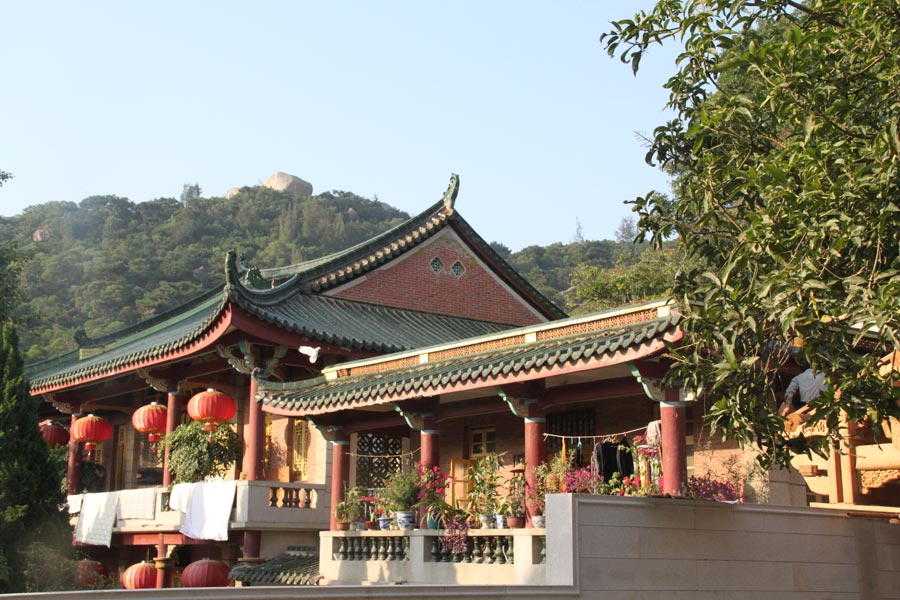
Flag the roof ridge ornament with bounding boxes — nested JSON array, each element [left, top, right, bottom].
[[442, 173, 459, 213]]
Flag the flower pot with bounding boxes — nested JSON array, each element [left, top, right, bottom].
[[350, 521, 366, 531], [531, 514, 546, 528], [378, 516, 393, 530], [478, 514, 494, 529], [395, 510, 416, 530], [506, 515, 525, 528], [426, 515, 442, 529], [366, 520, 378, 530], [494, 514, 507, 529], [335, 522, 350, 531]]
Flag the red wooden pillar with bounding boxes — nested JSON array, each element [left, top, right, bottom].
[[660, 388, 687, 496], [243, 375, 266, 559], [524, 416, 546, 526], [155, 535, 167, 588], [161, 390, 182, 488], [329, 437, 350, 530], [420, 424, 439, 469], [66, 412, 81, 495], [245, 376, 265, 481]]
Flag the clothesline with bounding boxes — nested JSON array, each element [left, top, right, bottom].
[[347, 447, 420, 459], [542, 424, 648, 442]]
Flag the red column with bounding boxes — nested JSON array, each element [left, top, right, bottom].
[[524, 416, 546, 526], [245, 376, 265, 481], [242, 375, 266, 560], [420, 428, 439, 469], [660, 388, 687, 496], [162, 391, 182, 488], [67, 412, 81, 495], [155, 535, 167, 588], [329, 439, 350, 530]]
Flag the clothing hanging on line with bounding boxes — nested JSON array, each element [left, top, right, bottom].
[[593, 437, 635, 481]]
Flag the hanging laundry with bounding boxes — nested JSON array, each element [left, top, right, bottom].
[[646, 420, 662, 447]]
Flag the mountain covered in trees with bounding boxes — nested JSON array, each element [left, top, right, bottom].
[[0, 185, 672, 363]]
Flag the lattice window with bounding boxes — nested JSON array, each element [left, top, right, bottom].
[[451, 261, 465, 278], [292, 419, 310, 481], [470, 428, 496, 457], [547, 409, 595, 466], [355, 434, 403, 489], [430, 257, 443, 273]]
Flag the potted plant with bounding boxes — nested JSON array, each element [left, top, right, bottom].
[[528, 461, 551, 527], [333, 485, 365, 530], [501, 469, 527, 528], [416, 464, 449, 528], [466, 452, 502, 528], [382, 468, 420, 529]]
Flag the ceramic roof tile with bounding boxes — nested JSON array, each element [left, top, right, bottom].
[[228, 547, 319, 586], [259, 313, 681, 415]]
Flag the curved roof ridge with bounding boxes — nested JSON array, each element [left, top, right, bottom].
[[73, 286, 224, 349], [246, 174, 459, 285]]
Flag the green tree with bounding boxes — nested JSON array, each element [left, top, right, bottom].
[[570, 245, 679, 313], [603, 1, 900, 465], [0, 323, 65, 592]]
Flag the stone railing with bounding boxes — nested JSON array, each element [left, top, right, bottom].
[[232, 480, 329, 530], [73, 480, 329, 533], [319, 528, 546, 585]]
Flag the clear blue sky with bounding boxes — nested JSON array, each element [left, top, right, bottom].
[[0, 2, 677, 251]]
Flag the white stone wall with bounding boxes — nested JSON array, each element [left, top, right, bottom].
[[547, 493, 900, 599]]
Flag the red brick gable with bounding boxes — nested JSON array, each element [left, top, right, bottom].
[[325, 230, 546, 326]]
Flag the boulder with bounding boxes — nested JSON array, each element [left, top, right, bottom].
[[263, 172, 313, 197]]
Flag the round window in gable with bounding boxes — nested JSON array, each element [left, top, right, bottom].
[[451, 261, 466, 278], [430, 257, 443, 273]]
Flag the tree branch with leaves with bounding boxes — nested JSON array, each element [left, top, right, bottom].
[[603, 0, 900, 466]]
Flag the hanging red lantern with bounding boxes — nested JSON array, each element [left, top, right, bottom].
[[187, 389, 236, 432], [121, 561, 157, 589], [39, 419, 69, 448], [75, 559, 109, 587], [132, 402, 168, 453], [71, 414, 113, 461], [180, 558, 231, 587]]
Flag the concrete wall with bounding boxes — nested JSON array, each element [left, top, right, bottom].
[[547, 493, 900, 599]]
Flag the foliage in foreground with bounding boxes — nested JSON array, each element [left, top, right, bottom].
[[163, 420, 243, 484], [603, 0, 900, 466]]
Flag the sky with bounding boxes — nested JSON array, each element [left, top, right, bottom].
[[0, 2, 678, 251]]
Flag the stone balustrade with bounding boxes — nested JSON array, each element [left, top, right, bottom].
[[319, 528, 547, 585]]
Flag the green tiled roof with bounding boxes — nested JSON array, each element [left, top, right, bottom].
[[27, 290, 226, 390], [27, 274, 515, 391], [228, 547, 319, 586], [259, 312, 681, 416], [229, 289, 515, 353]]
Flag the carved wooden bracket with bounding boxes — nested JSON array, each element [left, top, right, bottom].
[[308, 419, 346, 442], [43, 392, 77, 415], [136, 368, 183, 394], [392, 403, 433, 431], [216, 342, 287, 377]]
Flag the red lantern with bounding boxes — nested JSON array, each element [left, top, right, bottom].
[[75, 559, 109, 587], [71, 414, 113, 461], [121, 561, 157, 589], [132, 402, 168, 453], [39, 420, 69, 448], [187, 389, 236, 432], [181, 558, 231, 587]]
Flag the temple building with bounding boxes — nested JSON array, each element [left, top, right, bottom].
[[27, 175, 900, 594]]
